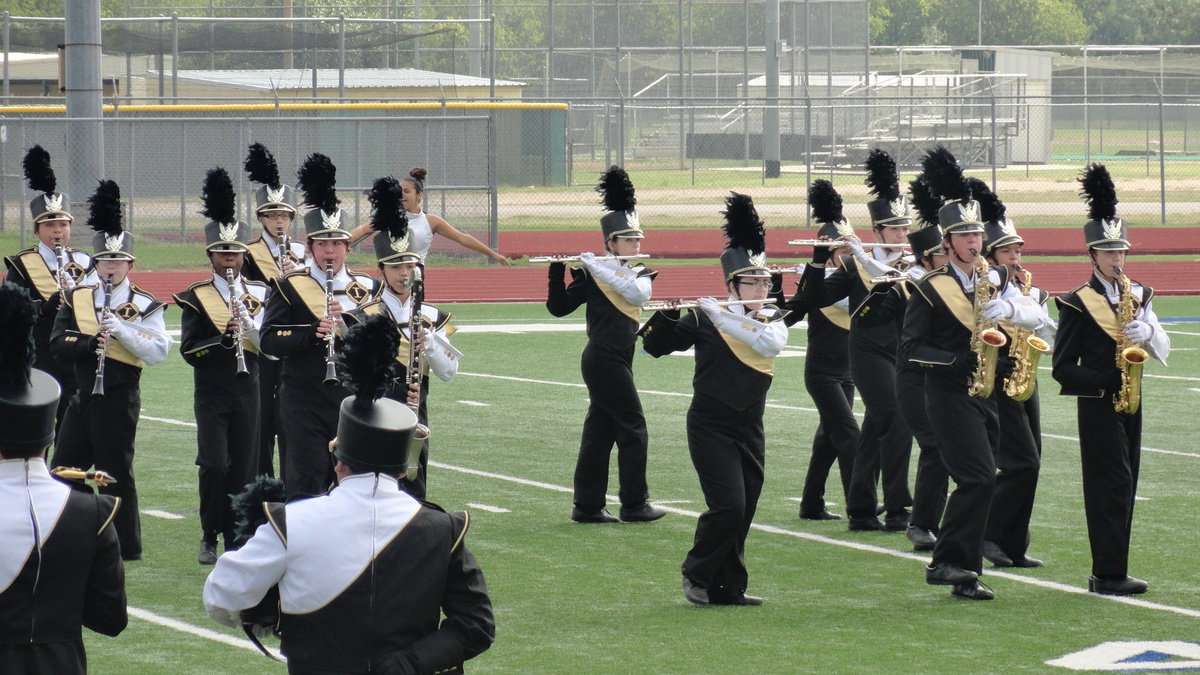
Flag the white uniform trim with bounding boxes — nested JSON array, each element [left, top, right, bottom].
[[0, 458, 70, 593]]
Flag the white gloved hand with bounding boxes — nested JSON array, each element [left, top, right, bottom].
[[246, 623, 277, 640], [101, 312, 129, 339], [844, 235, 865, 258], [1124, 320, 1153, 344], [578, 251, 596, 267], [239, 314, 256, 333], [697, 296, 722, 320], [982, 298, 1014, 322]]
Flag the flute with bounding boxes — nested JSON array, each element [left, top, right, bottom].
[[643, 298, 750, 311], [528, 253, 649, 263], [787, 238, 909, 249]]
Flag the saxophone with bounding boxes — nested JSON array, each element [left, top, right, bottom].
[[1002, 266, 1051, 401], [1113, 268, 1149, 414], [967, 254, 1009, 398]]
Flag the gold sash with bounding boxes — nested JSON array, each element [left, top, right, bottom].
[[1075, 287, 1123, 343], [927, 274, 974, 333], [18, 250, 57, 300], [594, 277, 643, 324], [193, 283, 259, 355], [74, 287, 143, 368], [247, 240, 280, 282], [289, 274, 328, 320], [718, 329, 775, 376], [819, 305, 851, 331]]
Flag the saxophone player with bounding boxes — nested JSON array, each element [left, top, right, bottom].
[[343, 177, 461, 501], [50, 180, 171, 562], [172, 168, 270, 565], [1052, 164, 1170, 596], [970, 178, 1055, 570], [900, 147, 1042, 600]]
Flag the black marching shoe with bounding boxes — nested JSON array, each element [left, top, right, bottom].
[[619, 503, 667, 523], [1088, 575, 1148, 596], [1010, 555, 1044, 568], [799, 508, 843, 521], [198, 539, 218, 565], [982, 540, 1014, 567], [906, 526, 937, 552], [848, 517, 886, 532], [925, 562, 978, 586], [571, 507, 620, 524], [884, 509, 911, 532], [728, 593, 764, 606], [951, 581, 995, 600], [682, 577, 710, 606]]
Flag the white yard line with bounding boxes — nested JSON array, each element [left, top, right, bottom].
[[127, 607, 284, 659]]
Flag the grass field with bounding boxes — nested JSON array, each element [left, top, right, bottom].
[[75, 297, 1200, 673]]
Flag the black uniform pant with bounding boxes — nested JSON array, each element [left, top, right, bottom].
[[847, 347, 913, 519], [682, 398, 765, 599], [196, 387, 260, 548], [573, 342, 650, 512], [1077, 397, 1142, 578], [895, 367, 948, 533], [799, 367, 856, 515], [927, 380, 998, 574], [986, 388, 1041, 559], [53, 386, 142, 560], [279, 382, 338, 500], [256, 357, 285, 478]]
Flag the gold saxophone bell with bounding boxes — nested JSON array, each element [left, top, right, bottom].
[[1113, 268, 1147, 415], [1004, 335, 1051, 401], [968, 256, 1008, 398]]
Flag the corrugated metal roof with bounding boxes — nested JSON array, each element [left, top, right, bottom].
[[165, 68, 525, 91]]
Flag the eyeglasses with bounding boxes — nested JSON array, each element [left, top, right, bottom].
[[737, 279, 773, 289], [261, 213, 291, 221]]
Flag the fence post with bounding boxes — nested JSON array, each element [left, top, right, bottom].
[[338, 16, 346, 99], [3, 12, 10, 105], [1159, 65, 1167, 225], [618, 94, 625, 167], [171, 13, 179, 100], [990, 93, 997, 190], [488, 112, 499, 257], [179, 120, 187, 241], [804, 95, 812, 228]]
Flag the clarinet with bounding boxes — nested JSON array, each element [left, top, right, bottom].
[[92, 275, 115, 397], [276, 227, 289, 273], [226, 268, 250, 378], [54, 240, 71, 291], [322, 261, 339, 386], [405, 266, 431, 480]]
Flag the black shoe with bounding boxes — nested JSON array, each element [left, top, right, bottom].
[[884, 510, 911, 532], [682, 577, 710, 606], [729, 593, 764, 606], [848, 517, 885, 532], [571, 508, 619, 524], [1088, 575, 1148, 595], [906, 525, 937, 552], [951, 581, 995, 600], [198, 540, 218, 565], [799, 508, 843, 521], [619, 503, 667, 522], [1010, 555, 1044, 568], [925, 562, 978, 586], [982, 540, 1014, 567]]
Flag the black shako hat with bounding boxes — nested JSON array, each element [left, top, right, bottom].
[[922, 146, 984, 235], [907, 176, 945, 257], [334, 314, 417, 474], [0, 282, 61, 454], [298, 153, 350, 240], [808, 179, 855, 241], [89, 180, 135, 261], [1079, 163, 1129, 251], [23, 145, 73, 227], [719, 192, 770, 281], [245, 142, 299, 215], [201, 167, 251, 253], [968, 177, 1023, 255], [369, 176, 418, 264], [596, 166, 643, 240], [864, 148, 912, 228]]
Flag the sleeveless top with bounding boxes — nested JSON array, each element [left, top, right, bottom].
[[405, 211, 435, 260]]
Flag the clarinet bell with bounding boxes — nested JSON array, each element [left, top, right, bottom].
[[323, 359, 339, 386]]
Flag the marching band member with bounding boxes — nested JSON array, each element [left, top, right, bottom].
[[343, 176, 462, 500], [801, 149, 914, 533], [242, 142, 308, 479], [173, 168, 270, 565], [1052, 164, 1169, 596], [3, 146, 96, 433], [546, 167, 665, 524], [0, 282, 127, 673], [260, 153, 380, 500], [50, 180, 172, 562], [642, 193, 788, 606], [901, 147, 1042, 600], [971, 177, 1054, 569], [204, 316, 494, 673]]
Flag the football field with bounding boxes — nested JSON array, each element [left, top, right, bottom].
[[82, 297, 1200, 673]]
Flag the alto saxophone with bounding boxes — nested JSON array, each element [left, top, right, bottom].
[[1113, 268, 1149, 414], [1002, 266, 1051, 401], [967, 255, 1008, 398]]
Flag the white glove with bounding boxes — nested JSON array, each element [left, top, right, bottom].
[[578, 251, 596, 267], [844, 235, 865, 258], [906, 266, 927, 282], [1124, 320, 1153, 344], [982, 298, 1014, 322], [698, 296, 722, 320], [101, 312, 130, 340], [246, 623, 277, 640]]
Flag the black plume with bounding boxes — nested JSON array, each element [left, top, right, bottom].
[[230, 475, 287, 546], [863, 148, 900, 202], [807, 179, 845, 225], [721, 192, 765, 253], [201, 167, 237, 224], [22, 145, 56, 194], [921, 145, 969, 201], [297, 153, 340, 215], [337, 314, 400, 409], [368, 176, 408, 239], [0, 282, 38, 394], [966, 177, 1005, 222], [1079, 163, 1119, 221], [87, 180, 124, 237], [908, 176, 943, 226], [596, 165, 637, 212], [244, 142, 281, 189]]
